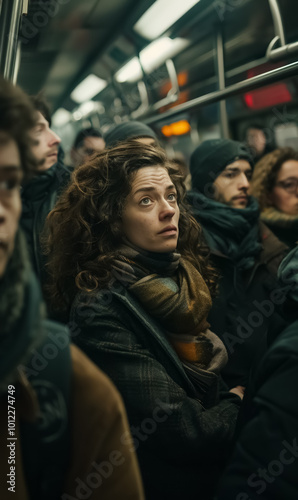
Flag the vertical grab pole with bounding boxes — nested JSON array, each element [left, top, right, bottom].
[[216, 26, 230, 139], [267, 0, 286, 46], [0, 0, 23, 80]]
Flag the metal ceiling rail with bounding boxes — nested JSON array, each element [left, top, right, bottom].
[[143, 60, 298, 125]]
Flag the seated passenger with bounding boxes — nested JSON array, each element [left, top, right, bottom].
[[104, 120, 157, 147], [45, 140, 242, 500], [187, 139, 288, 389], [0, 77, 144, 500], [251, 147, 298, 247], [70, 127, 105, 168], [217, 244, 298, 500], [20, 93, 71, 283]]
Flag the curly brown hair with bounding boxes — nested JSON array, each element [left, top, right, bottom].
[[44, 141, 218, 313], [0, 76, 38, 179], [251, 147, 298, 211]]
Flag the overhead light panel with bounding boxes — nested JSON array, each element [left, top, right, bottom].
[[71, 74, 107, 103], [115, 57, 143, 83], [73, 100, 99, 121], [115, 37, 188, 83], [134, 0, 201, 40], [51, 108, 72, 127]]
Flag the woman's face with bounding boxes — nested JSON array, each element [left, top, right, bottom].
[[269, 160, 298, 215], [121, 166, 180, 252]]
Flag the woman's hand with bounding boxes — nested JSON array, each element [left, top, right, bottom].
[[229, 385, 245, 400]]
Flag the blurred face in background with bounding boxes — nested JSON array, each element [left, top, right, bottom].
[[121, 166, 180, 253], [213, 159, 252, 209], [31, 111, 61, 171], [269, 160, 298, 215], [246, 127, 267, 156], [0, 135, 22, 278], [72, 136, 106, 167]]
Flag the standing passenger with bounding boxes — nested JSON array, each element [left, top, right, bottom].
[[70, 127, 106, 168], [45, 140, 242, 500], [251, 147, 298, 247], [104, 120, 157, 147], [0, 77, 144, 500], [187, 139, 288, 389], [217, 245, 298, 500], [20, 94, 71, 282]]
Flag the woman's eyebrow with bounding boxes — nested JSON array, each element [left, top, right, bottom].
[[133, 184, 175, 195]]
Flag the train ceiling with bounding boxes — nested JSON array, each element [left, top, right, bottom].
[[17, 0, 298, 123]]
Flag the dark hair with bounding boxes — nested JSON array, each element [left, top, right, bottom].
[[45, 140, 217, 313], [30, 92, 52, 126], [252, 147, 298, 210], [73, 127, 103, 149], [0, 76, 38, 178]]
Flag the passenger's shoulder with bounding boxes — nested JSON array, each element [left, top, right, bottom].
[[259, 221, 288, 272], [70, 343, 124, 413]]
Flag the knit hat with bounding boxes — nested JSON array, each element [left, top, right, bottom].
[[190, 139, 253, 194], [104, 121, 157, 148]]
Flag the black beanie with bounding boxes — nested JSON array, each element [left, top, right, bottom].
[[104, 121, 157, 148], [190, 139, 254, 193]]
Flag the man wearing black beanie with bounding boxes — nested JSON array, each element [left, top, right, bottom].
[[188, 138, 288, 389], [104, 120, 157, 148]]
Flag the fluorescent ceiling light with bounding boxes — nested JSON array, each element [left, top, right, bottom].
[[115, 57, 143, 83], [115, 37, 188, 83], [71, 74, 107, 103], [134, 0, 201, 40], [73, 100, 98, 120], [51, 108, 72, 127]]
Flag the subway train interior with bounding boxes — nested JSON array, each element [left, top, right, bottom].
[[2, 1, 298, 499], [1, 0, 298, 162]]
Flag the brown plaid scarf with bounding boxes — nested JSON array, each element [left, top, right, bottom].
[[113, 244, 228, 406]]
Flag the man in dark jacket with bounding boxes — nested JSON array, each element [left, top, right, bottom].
[[20, 94, 71, 282], [217, 245, 298, 499], [188, 139, 288, 389]]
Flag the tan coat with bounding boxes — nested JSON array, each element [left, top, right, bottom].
[[0, 345, 144, 500]]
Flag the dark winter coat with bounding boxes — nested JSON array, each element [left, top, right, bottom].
[[217, 319, 298, 500], [70, 284, 242, 500], [203, 223, 288, 388], [20, 161, 71, 281], [0, 241, 144, 500]]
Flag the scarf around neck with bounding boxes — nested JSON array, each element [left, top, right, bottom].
[[113, 243, 228, 407], [188, 191, 262, 270]]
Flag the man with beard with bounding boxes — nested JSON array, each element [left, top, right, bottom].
[[188, 138, 288, 389]]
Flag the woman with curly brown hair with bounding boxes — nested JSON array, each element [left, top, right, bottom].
[[45, 141, 242, 500], [251, 147, 298, 247]]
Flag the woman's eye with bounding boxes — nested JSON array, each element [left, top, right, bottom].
[[140, 197, 151, 205], [0, 179, 19, 192], [168, 193, 177, 201]]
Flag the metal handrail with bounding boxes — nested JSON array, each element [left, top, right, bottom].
[[0, 0, 23, 79], [265, 0, 298, 60], [152, 59, 180, 111], [143, 60, 298, 125], [267, 0, 286, 46]]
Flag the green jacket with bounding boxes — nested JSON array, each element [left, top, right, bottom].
[[70, 284, 241, 500]]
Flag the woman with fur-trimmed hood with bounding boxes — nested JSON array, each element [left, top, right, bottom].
[[251, 147, 298, 247]]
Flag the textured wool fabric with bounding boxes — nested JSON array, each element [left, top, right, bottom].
[[278, 244, 298, 301], [104, 121, 157, 148], [113, 246, 228, 401], [188, 191, 262, 270], [190, 138, 253, 194]]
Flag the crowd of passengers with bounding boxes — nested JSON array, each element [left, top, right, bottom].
[[1, 75, 298, 500]]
